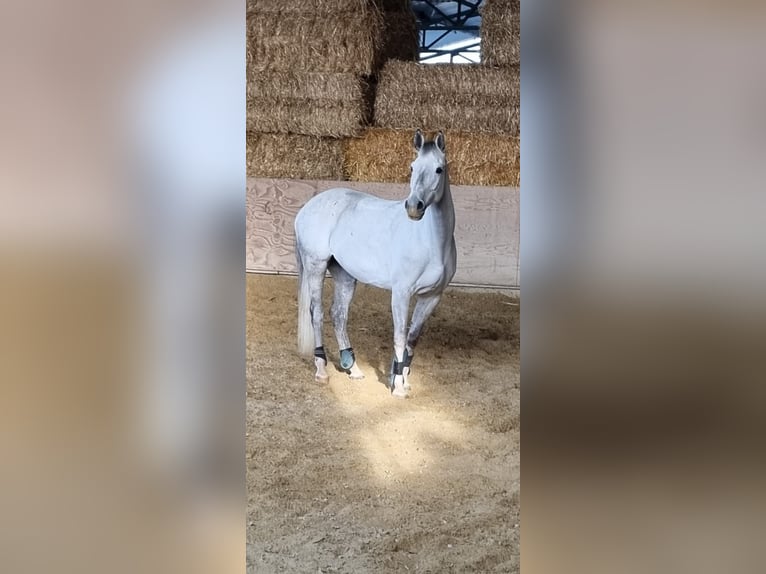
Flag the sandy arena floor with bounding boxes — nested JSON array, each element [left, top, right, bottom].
[[246, 274, 520, 573]]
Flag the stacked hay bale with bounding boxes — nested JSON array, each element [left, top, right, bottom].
[[247, 71, 370, 137], [247, 133, 344, 181], [481, 0, 521, 67], [377, 0, 419, 64], [373, 62, 519, 134], [344, 129, 520, 187], [246, 1, 419, 180], [343, 0, 521, 187], [343, 62, 520, 186]]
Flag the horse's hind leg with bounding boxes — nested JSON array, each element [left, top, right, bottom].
[[328, 259, 364, 380], [306, 258, 330, 381]]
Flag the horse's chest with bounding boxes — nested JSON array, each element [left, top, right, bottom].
[[414, 263, 449, 294], [416, 242, 456, 293]]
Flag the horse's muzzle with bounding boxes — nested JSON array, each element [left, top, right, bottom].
[[405, 200, 425, 221]]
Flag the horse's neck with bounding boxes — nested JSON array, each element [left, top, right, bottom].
[[425, 170, 455, 246]]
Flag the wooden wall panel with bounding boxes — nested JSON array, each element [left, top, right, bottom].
[[247, 178, 519, 288]]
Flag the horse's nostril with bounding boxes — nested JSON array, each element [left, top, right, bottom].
[[417, 201, 424, 211]]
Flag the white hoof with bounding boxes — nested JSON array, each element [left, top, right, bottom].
[[402, 366, 411, 391], [314, 357, 329, 382], [347, 362, 365, 380], [392, 386, 409, 399], [391, 375, 409, 399]]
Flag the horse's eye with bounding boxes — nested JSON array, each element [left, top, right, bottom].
[[409, 166, 413, 172], [435, 167, 443, 174]]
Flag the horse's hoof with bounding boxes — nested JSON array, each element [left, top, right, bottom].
[[391, 386, 409, 399], [403, 382, 411, 391], [346, 362, 364, 380], [391, 375, 409, 398], [402, 367, 411, 391], [314, 357, 329, 382]]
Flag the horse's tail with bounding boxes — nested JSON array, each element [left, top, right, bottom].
[[296, 242, 314, 357]]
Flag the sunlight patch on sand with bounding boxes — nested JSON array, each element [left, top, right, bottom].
[[357, 411, 467, 482], [321, 358, 471, 483]]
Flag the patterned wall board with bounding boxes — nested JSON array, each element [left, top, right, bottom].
[[247, 178, 519, 288]]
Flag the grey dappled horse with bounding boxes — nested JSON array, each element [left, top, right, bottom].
[[294, 129, 457, 398]]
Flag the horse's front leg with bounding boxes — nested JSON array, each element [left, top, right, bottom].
[[402, 293, 442, 391], [389, 289, 411, 398]]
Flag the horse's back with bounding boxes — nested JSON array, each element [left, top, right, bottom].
[[296, 187, 349, 240], [295, 187, 399, 232], [295, 187, 390, 253], [299, 187, 391, 215]]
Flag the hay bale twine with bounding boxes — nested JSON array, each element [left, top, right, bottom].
[[247, 132, 344, 180], [374, 61, 520, 135], [343, 129, 520, 187], [481, 0, 521, 67], [247, 71, 370, 137]]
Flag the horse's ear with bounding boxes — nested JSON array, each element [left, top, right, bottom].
[[435, 131, 446, 152], [413, 129, 424, 151]]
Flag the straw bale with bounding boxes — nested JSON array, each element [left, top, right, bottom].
[[379, 9, 420, 63], [343, 128, 520, 187], [481, 0, 521, 66], [247, 71, 369, 137], [247, 0, 369, 14], [247, 132, 344, 180], [377, 61, 519, 104], [247, 0, 411, 15], [374, 62, 520, 135], [247, 71, 366, 102], [376, 0, 414, 10], [247, 100, 367, 138], [247, 10, 383, 74], [247, 0, 409, 14]]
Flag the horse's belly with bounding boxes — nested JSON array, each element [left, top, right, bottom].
[[332, 245, 393, 290], [326, 202, 400, 288]]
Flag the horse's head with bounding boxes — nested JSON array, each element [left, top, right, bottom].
[[405, 129, 447, 221]]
